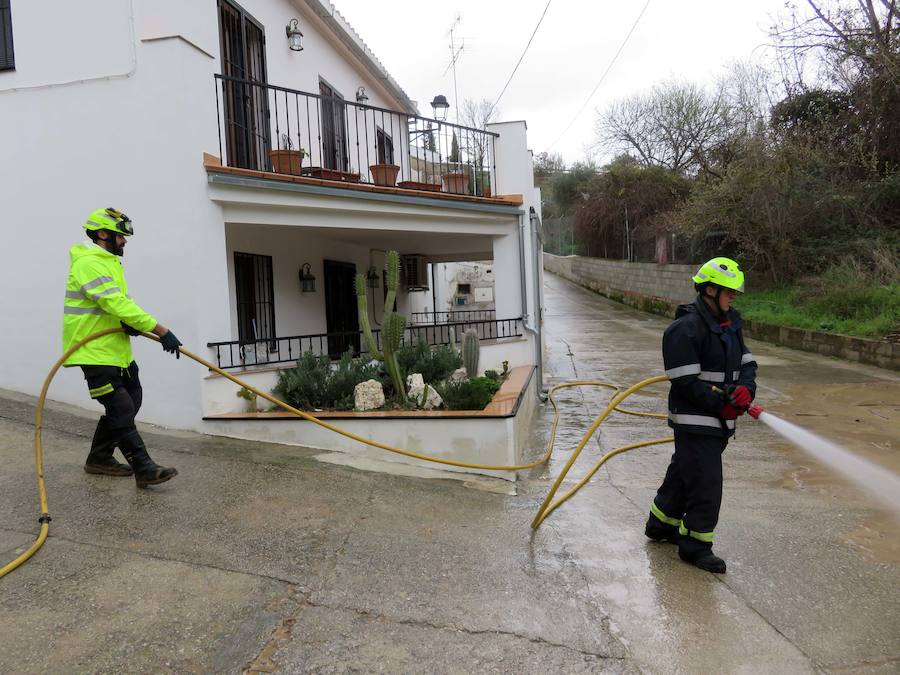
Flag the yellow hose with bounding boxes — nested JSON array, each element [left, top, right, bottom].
[[0, 330, 672, 579]]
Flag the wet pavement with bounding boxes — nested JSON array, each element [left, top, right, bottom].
[[1, 272, 898, 673]]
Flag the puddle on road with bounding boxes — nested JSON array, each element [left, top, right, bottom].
[[844, 515, 900, 563], [766, 381, 900, 560], [773, 381, 900, 474]]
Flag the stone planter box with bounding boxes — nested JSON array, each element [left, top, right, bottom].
[[201, 363, 539, 480]]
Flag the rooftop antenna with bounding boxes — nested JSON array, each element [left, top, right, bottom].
[[443, 14, 464, 123]]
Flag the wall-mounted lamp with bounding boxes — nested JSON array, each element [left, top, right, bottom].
[[285, 19, 304, 52], [299, 263, 316, 293], [430, 94, 450, 122], [365, 265, 380, 289], [356, 86, 369, 104]]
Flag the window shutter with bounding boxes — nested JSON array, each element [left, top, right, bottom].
[[0, 0, 14, 71]]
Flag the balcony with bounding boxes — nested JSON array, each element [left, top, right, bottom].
[[213, 75, 499, 200]]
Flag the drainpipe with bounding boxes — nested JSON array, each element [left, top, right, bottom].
[[518, 212, 546, 400], [529, 207, 547, 400]]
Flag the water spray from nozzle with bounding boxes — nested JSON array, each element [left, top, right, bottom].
[[747, 402, 900, 515]]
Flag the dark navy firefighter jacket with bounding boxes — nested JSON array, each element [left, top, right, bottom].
[[663, 296, 758, 438]]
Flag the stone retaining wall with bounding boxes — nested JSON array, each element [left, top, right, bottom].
[[543, 252, 900, 371]]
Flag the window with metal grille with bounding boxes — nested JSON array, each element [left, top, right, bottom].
[[0, 1, 14, 71], [234, 251, 276, 345], [376, 127, 394, 164]]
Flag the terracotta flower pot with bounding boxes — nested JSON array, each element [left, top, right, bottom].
[[270, 149, 306, 175], [441, 172, 468, 195], [369, 163, 400, 186]]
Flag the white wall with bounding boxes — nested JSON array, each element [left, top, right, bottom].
[[0, 0, 541, 433], [0, 0, 414, 430]]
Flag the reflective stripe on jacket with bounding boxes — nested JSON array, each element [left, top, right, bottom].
[[62, 241, 157, 367], [663, 296, 757, 438]]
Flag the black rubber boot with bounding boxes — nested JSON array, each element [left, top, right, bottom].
[[678, 546, 727, 573], [644, 518, 678, 544], [84, 416, 133, 477], [119, 430, 178, 488]]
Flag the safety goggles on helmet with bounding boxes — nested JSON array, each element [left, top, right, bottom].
[[692, 257, 744, 292], [84, 207, 134, 236]]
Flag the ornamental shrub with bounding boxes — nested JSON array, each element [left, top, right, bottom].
[[273, 350, 381, 411], [395, 340, 462, 384], [436, 376, 500, 411]]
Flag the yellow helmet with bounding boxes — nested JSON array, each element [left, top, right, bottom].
[[84, 207, 134, 236], [692, 257, 744, 292]]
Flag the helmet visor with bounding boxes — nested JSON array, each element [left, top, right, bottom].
[[104, 208, 134, 236]]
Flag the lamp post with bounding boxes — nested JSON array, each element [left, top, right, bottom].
[[430, 95, 450, 122]]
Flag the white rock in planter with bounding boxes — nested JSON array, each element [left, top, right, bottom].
[[406, 373, 443, 410], [354, 379, 385, 411], [450, 367, 468, 383]]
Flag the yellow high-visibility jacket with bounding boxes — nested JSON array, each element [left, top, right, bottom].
[[62, 241, 157, 367]]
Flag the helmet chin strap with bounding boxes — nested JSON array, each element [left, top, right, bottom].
[[99, 231, 124, 257], [703, 285, 727, 321]]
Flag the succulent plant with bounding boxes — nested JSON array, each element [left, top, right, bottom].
[[462, 328, 480, 378], [355, 273, 381, 359]]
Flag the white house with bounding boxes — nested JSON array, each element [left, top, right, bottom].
[[1, 0, 544, 467]]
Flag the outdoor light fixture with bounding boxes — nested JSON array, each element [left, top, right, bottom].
[[430, 94, 450, 121], [356, 86, 369, 104], [366, 265, 380, 289], [285, 19, 304, 52], [299, 263, 316, 293]]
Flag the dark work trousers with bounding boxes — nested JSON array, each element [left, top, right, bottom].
[[80, 362, 143, 447], [653, 429, 727, 555]]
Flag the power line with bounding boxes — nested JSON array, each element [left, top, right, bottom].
[[548, 0, 652, 150], [487, 0, 553, 118]]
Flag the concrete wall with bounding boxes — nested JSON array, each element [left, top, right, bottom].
[[544, 253, 900, 371], [543, 253, 695, 305]]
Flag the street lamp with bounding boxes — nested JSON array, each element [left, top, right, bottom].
[[430, 95, 450, 122]]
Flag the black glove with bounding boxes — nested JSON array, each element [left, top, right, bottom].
[[160, 330, 182, 359], [120, 322, 143, 337]]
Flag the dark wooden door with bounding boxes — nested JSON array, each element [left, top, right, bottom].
[[323, 260, 359, 358]]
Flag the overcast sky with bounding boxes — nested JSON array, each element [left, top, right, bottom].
[[333, 0, 790, 165]]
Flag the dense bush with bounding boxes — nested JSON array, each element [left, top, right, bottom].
[[273, 351, 381, 411], [395, 340, 462, 384], [436, 376, 501, 411]]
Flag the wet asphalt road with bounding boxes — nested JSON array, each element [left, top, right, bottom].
[[0, 272, 897, 673]]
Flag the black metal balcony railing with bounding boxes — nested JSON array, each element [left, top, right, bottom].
[[214, 74, 498, 197], [207, 318, 523, 370], [409, 309, 496, 324]]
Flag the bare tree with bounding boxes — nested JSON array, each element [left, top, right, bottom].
[[459, 98, 498, 168], [594, 80, 733, 177], [772, 0, 900, 170]]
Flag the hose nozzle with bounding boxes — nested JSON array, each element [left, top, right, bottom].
[[748, 404, 764, 419]]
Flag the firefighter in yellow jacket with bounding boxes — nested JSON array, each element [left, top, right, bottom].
[[63, 207, 181, 487]]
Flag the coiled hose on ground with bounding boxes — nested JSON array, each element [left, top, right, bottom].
[[0, 329, 672, 578]]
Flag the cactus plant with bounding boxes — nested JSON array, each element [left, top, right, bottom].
[[462, 328, 480, 378], [383, 312, 407, 403], [355, 273, 381, 359]]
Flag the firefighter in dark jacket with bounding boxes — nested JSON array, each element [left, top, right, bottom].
[[645, 257, 757, 573]]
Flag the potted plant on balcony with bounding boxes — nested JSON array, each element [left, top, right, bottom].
[[270, 134, 306, 175], [369, 163, 400, 187], [441, 171, 469, 194]]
